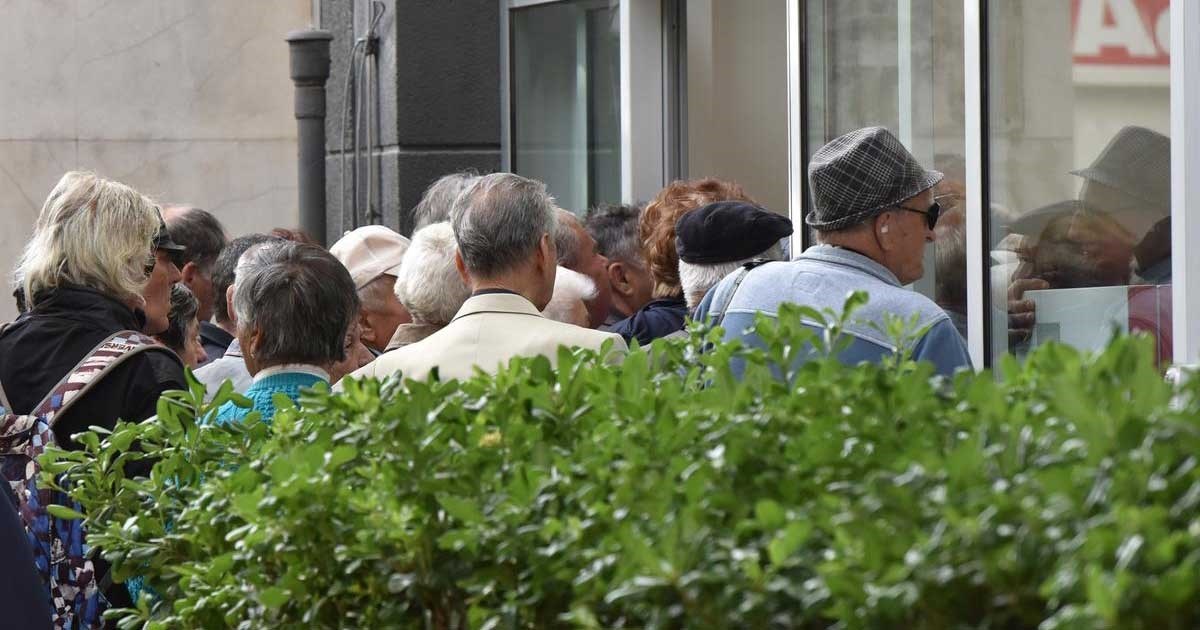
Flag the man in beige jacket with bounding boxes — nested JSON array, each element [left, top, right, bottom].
[[348, 173, 627, 383]]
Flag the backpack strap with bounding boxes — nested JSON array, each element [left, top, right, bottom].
[[710, 259, 774, 329], [28, 331, 174, 427]]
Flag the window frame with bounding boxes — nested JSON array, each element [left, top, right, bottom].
[[501, 0, 1200, 370]]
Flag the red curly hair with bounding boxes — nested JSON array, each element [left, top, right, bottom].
[[640, 178, 753, 298]]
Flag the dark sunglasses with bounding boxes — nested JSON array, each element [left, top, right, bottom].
[[894, 200, 942, 230], [142, 248, 186, 278]]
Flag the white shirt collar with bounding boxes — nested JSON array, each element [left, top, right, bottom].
[[252, 363, 330, 383]]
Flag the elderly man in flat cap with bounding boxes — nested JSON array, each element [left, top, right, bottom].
[[675, 200, 792, 311], [696, 126, 971, 376]]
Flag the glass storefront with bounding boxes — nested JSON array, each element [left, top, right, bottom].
[[986, 0, 1172, 365], [503, 0, 1192, 368], [510, 0, 621, 214], [804, 0, 968, 339], [682, 1, 789, 216]]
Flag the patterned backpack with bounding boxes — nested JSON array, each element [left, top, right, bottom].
[[0, 330, 173, 629]]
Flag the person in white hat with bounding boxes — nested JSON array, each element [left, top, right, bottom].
[[329, 225, 413, 353]]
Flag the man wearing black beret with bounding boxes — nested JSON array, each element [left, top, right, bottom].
[[675, 201, 792, 310]]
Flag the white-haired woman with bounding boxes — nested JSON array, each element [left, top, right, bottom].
[[385, 222, 471, 351]]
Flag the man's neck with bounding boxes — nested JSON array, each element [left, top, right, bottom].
[[470, 273, 542, 306], [215, 319, 237, 336]]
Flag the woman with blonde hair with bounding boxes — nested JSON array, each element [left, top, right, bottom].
[[0, 171, 188, 614]]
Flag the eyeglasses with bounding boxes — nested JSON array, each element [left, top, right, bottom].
[[894, 200, 942, 231]]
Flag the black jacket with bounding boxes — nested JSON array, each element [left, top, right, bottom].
[[0, 285, 185, 447], [607, 298, 689, 347], [0, 286, 185, 619], [1, 488, 52, 629], [199, 321, 234, 365]]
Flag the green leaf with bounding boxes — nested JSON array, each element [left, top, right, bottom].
[[438, 495, 484, 524], [46, 504, 85, 520], [259, 586, 289, 610], [768, 521, 812, 567]]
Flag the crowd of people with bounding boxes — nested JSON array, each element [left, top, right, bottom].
[[0, 126, 972, 626]]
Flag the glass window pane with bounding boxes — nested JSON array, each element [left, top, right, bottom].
[[804, 0, 967, 340], [511, 0, 621, 212], [684, 1, 789, 215], [987, 0, 1172, 365]]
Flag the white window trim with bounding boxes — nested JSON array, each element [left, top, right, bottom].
[[1172, 0, 1200, 366], [620, 1, 665, 203], [787, 0, 804, 252], [963, 0, 985, 370]]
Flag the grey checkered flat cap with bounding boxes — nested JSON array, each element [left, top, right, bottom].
[[806, 126, 943, 231]]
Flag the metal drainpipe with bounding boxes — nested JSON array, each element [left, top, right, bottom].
[[286, 29, 333, 246]]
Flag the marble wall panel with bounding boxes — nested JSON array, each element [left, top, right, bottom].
[[0, 1, 78, 140], [74, 0, 310, 140], [0, 141, 79, 322], [75, 139, 300, 239]]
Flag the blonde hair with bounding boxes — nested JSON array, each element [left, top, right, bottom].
[[16, 171, 161, 307]]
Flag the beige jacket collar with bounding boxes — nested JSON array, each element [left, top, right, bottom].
[[452, 292, 544, 322]]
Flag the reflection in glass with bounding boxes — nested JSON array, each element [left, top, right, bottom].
[[684, 1, 789, 216], [511, 1, 621, 213], [987, 0, 1171, 365], [804, 0, 967, 339]]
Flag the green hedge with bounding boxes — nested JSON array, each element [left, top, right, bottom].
[[42, 297, 1200, 629]]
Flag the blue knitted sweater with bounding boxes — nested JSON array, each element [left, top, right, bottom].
[[213, 371, 326, 425]]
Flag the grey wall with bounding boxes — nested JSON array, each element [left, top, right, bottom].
[[0, 0, 311, 324], [323, 0, 502, 240]]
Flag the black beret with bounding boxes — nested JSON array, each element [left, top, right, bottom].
[[675, 201, 793, 264]]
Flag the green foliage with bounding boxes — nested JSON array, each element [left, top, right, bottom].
[[43, 295, 1200, 629]]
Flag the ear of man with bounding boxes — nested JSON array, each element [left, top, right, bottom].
[[875, 212, 898, 251], [180, 260, 201, 287], [225, 284, 237, 324], [454, 250, 471, 285], [357, 310, 379, 348], [606, 260, 633, 297]]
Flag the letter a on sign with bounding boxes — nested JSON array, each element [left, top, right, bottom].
[[1074, 0, 1158, 57]]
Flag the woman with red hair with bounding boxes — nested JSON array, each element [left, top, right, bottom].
[[608, 178, 753, 345]]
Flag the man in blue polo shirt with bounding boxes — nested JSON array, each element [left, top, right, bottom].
[[696, 126, 971, 377]]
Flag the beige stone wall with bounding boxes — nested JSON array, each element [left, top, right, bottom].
[[0, 0, 312, 322]]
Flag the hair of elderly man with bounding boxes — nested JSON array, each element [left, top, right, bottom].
[[585, 202, 645, 265], [641, 178, 753, 300], [413, 170, 481, 232], [358, 275, 397, 314], [164, 206, 226, 270], [233, 241, 360, 367], [15, 171, 161, 308], [211, 233, 282, 325], [394, 222, 470, 325], [541, 266, 597, 326], [552, 208, 583, 269], [158, 283, 199, 355], [450, 172, 558, 279], [678, 243, 783, 310]]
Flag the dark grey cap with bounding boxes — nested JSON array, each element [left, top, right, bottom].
[[805, 126, 943, 231]]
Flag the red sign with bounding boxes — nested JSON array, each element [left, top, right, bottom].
[[1072, 0, 1170, 66]]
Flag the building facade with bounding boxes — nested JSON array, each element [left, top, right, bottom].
[[320, 0, 1199, 370]]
